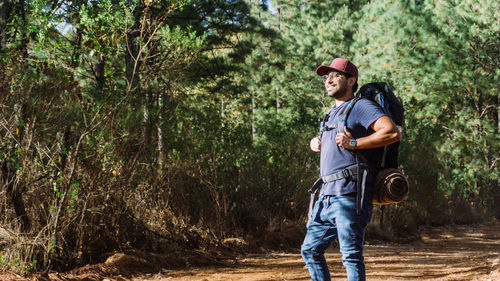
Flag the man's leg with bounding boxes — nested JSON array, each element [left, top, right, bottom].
[[331, 195, 373, 281], [301, 197, 337, 281]]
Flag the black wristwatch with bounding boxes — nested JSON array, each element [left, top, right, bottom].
[[349, 139, 357, 147]]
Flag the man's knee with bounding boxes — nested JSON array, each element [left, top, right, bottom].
[[341, 250, 364, 265], [301, 244, 312, 260], [301, 245, 324, 261]]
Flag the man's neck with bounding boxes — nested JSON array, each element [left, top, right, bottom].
[[334, 91, 355, 107]]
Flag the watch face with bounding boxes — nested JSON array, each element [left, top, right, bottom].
[[350, 139, 357, 146]]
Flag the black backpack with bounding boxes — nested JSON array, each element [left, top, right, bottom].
[[336, 82, 404, 169]]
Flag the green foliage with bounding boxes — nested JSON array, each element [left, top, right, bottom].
[[0, 0, 498, 273]]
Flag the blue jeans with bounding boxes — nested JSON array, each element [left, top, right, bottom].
[[301, 194, 373, 281]]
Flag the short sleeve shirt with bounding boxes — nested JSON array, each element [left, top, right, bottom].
[[319, 98, 386, 196]]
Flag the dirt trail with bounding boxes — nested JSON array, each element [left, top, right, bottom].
[[2, 222, 500, 281], [136, 223, 500, 281]]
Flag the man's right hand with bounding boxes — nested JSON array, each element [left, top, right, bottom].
[[310, 137, 321, 152]]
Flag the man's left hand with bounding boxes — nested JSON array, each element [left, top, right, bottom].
[[336, 126, 355, 149]]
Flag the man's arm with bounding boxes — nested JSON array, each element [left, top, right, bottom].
[[336, 116, 401, 150]]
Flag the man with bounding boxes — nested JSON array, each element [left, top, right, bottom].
[[301, 58, 401, 281]]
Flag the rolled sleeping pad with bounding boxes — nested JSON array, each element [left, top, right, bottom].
[[373, 168, 409, 205]]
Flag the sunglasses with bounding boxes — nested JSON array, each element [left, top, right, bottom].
[[322, 72, 348, 81]]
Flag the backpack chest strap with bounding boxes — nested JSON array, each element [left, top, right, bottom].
[[319, 98, 359, 137], [319, 123, 338, 135]]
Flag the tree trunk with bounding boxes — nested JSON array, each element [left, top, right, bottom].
[[71, 27, 82, 68], [1, 107, 31, 232], [0, 0, 10, 49], [157, 93, 164, 167], [276, 89, 281, 114], [94, 54, 105, 88], [16, 0, 27, 58], [251, 92, 256, 140], [2, 163, 30, 231], [276, 1, 281, 114], [496, 83, 500, 218], [125, 0, 141, 93]]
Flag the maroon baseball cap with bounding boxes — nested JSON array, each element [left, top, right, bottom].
[[316, 58, 358, 82]]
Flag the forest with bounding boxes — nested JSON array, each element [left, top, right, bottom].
[[0, 0, 498, 273]]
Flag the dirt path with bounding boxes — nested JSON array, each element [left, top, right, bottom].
[[131, 223, 500, 281], [2, 222, 500, 281]]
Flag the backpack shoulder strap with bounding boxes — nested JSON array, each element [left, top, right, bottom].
[[338, 97, 370, 164], [336, 97, 361, 134]]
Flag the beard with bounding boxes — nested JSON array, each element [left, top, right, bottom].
[[327, 80, 348, 99]]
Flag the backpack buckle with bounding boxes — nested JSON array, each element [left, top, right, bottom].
[[342, 169, 351, 179]]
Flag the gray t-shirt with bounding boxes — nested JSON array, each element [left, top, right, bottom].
[[319, 98, 386, 196]]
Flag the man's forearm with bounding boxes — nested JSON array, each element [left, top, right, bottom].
[[353, 127, 401, 149], [336, 116, 401, 150]]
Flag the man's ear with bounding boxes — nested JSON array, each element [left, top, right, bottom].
[[347, 77, 356, 88]]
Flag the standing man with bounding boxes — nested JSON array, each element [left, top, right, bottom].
[[301, 58, 401, 281]]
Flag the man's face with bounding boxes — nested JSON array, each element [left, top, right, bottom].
[[323, 71, 349, 98]]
